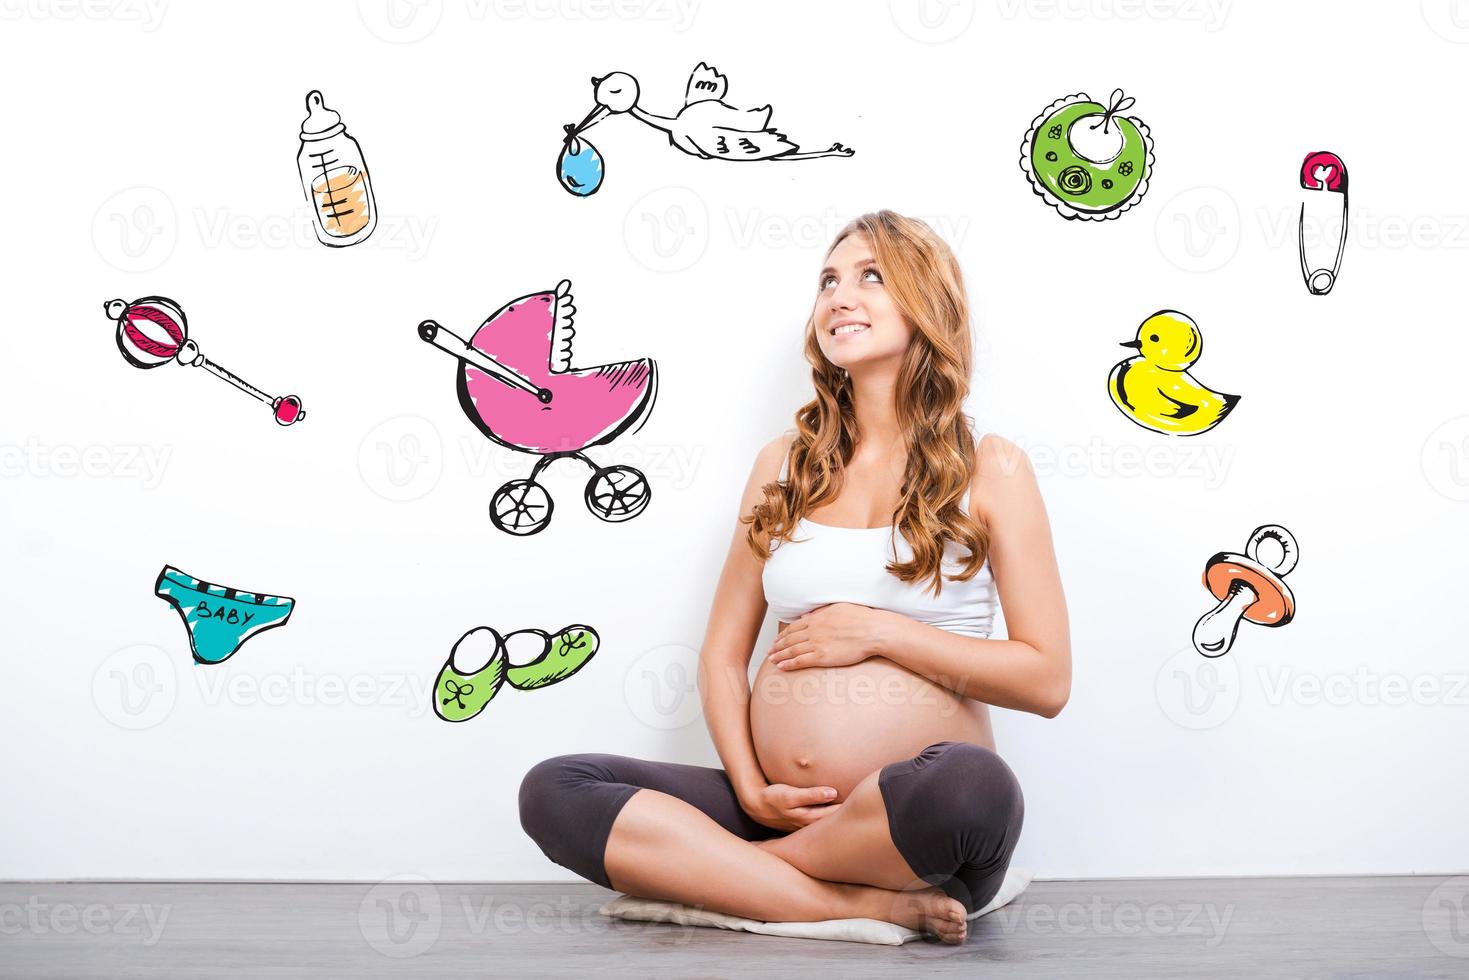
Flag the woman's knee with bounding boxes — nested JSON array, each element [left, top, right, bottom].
[[918, 742, 1025, 837], [518, 753, 640, 889], [518, 754, 601, 841]]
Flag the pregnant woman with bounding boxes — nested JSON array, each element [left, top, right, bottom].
[[519, 210, 1070, 944]]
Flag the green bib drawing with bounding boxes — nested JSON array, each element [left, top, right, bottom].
[[1020, 89, 1154, 220]]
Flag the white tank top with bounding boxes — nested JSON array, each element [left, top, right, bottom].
[[761, 437, 999, 638]]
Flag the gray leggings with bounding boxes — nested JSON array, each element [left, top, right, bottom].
[[518, 740, 1024, 915]]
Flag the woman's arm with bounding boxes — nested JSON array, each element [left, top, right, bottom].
[[697, 435, 789, 800], [878, 434, 1071, 716], [766, 434, 1071, 718]]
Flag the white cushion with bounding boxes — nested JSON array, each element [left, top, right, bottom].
[[599, 867, 1032, 946]]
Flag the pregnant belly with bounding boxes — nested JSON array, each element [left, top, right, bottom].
[[749, 646, 995, 802]]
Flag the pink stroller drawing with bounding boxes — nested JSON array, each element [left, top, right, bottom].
[[417, 279, 657, 535]]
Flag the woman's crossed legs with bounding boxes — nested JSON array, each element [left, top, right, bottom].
[[517, 741, 1024, 943]]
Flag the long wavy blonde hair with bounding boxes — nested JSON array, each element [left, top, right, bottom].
[[743, 210, 989, 595]]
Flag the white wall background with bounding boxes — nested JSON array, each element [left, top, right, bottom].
[[1, 0, 1466, 882]]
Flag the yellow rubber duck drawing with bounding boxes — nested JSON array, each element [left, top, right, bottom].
[[1107, 310, 1239, 436]]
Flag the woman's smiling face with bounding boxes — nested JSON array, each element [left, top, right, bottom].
[[812, 232, 912, 372]]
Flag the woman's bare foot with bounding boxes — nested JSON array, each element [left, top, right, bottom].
[[759, 839, 969, 943], [756, 838, 967, 943], [884, 886, 969, 944], [827, 881, 968, 944]]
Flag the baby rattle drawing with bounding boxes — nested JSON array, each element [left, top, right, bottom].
[[106, 296, 305, 426], [558, 63, 855, 196]]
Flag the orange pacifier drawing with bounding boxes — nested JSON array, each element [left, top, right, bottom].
[[1192, 525, 1299, 658]]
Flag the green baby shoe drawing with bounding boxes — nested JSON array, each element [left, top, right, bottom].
[[505, 625, 600, 691], [1020, 88, 1153, 220], [434, 627, 507, 722]]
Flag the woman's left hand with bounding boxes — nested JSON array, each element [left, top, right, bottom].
[[766, 603, 888, 670]]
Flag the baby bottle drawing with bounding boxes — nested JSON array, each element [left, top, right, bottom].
[[297, 90, 376, 247]]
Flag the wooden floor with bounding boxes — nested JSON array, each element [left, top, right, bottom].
[[1, 876, 1463, 978]]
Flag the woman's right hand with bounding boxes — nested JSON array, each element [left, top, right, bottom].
[[740, 782, 843, 832]]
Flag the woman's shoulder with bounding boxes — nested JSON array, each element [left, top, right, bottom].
[[762, 428, 798, 456], [967, 427, 1039, 526], [751, 429, 797, 483], [763, 428, 798, 462], [974, 429, 1025, 472], [967, 426, 1031, 511]]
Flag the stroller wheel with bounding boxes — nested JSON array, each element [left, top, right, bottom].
[[585, 465, 651, 523], [491, 479, 554, 535]]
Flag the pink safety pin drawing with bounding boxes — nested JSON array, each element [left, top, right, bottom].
[[1298, 151, 1348, 295]]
